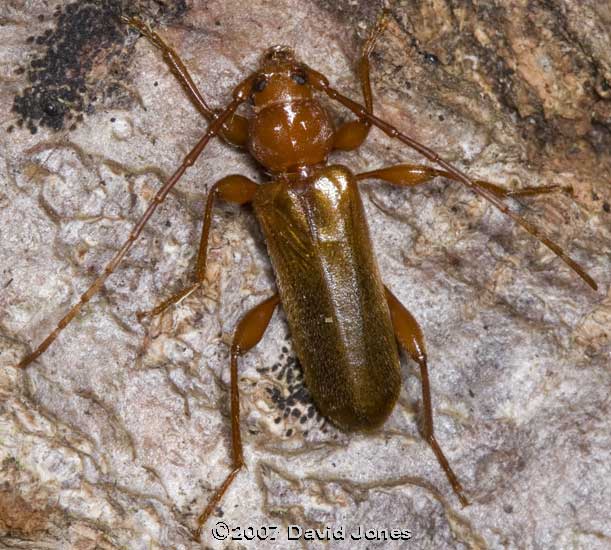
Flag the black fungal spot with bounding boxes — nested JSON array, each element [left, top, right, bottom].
[[423, 52, 440, 65], [12, 0, 188, 134], [13, 1, 124, 133], [603, 201, 610, 213], [260, 347, 326, 435]]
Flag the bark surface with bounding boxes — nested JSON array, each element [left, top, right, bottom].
[[1, 1, 609, 548]]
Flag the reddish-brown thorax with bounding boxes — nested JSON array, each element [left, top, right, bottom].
[[247, 46, 335, 173]]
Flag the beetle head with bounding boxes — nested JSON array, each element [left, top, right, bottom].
[[248, 46, 313, 110], [247, 46, 335, 173]]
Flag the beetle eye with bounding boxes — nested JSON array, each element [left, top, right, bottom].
[[252, 76, 268, 93], [291, 71, 307, 85]]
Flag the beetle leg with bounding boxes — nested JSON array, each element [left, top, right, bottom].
[[15, 95, 246, 369], [136, 175, 258, 320], [193, 293, 281, 541], [308, 70, 597, 290], [385, 286, 470, 507], [356, 163, 567, 198], [122, 16, 249, 147], [333, 11, 389, 151]]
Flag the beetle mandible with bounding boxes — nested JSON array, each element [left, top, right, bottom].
[[13, 11, 598, 541]]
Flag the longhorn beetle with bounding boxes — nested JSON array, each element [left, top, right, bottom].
[[13, 12, 597, 541]]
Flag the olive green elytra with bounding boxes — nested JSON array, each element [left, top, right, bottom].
[[254, 165, 401, 430]]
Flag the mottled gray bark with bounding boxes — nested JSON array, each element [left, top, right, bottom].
[[1, 1, 609, 549]]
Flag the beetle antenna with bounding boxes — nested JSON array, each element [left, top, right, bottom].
[[14, 85, 249, 369], [307, 70, 597, 291]]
